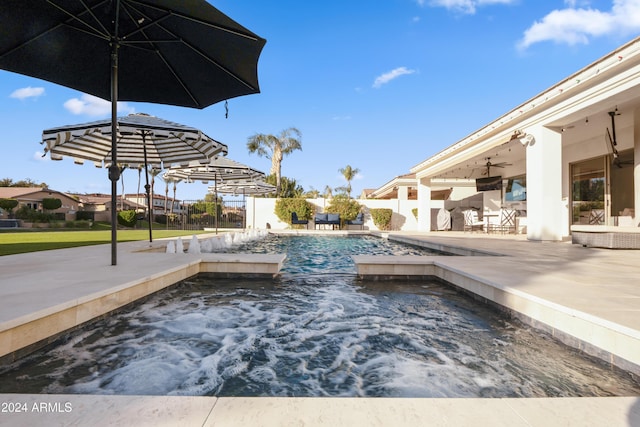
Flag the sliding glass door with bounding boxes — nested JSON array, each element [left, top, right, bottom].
[[571, 150, 634, 225], [571, 157, 606, 225]]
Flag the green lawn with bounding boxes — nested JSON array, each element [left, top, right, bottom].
[[0, 228, 210, 256]]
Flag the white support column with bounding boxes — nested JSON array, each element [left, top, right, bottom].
[[398, 186, 409, 200], [525, 126, 564, 241], [417, 177, 432, 231], [634, 109, 640, 226]]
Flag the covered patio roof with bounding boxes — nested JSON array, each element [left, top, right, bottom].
[[411, 36, 640, 180], [367, 173, 466, 200]]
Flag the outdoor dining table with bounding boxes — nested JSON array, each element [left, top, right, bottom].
[[483, 212, 500, 233]]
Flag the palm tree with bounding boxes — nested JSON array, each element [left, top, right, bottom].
[[136, 165, 143, 200], [171, 178, 181, 225], [148, 167, 161, 222], [323, 185, 333, 199], [120, 166, 125, 210], [162, 176, 170, 215], [247, 127, 302, 193], [338, 165, 360, 198]]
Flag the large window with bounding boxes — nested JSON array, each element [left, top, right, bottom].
[[505, 175, 526, 202], [571, 157, 605, 224]]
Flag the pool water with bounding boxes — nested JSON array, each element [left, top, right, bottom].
[[0, 235, 638, 397]]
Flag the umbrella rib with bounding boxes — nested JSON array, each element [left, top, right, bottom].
[[118, 3, 261, 104], [46, 0, 112, 40], [127, 0, 262, 42], [0, 0, 112, 59]]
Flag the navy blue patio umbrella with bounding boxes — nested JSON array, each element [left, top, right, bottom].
[[0, 0, 266, 264]]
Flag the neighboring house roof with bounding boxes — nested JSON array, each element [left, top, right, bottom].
[[0, 187, 47, 199], [0, 187, 79, 203]]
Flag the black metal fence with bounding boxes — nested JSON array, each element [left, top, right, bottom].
[[172, 199, 246, 230]]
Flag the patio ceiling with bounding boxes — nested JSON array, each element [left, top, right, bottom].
[[411, 37, 640, 183], [429, 137, 526, 180]]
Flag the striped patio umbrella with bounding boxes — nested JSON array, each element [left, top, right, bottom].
[[164, 157, 267, 233], [210, 179, 276, 230], [41, 113, 227, 169], [42, 113, 228, 243], [2, 1, 266, 265], [163, 156, 264, 183], [210, 179, 276, 196]]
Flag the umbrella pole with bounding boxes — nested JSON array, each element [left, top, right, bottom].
[[215, 179, 218, 234], [243, 189, 246, 230], [108, 9, 121, 266], [142, 133, 152, 243]]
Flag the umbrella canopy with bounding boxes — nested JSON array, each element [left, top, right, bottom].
[[41, 113, 228, 169], [163, 156, 266, 183], [0, 1, 265, 265], [210, 179, 276, 230], [0, 0, 266, 108], [42, 113, 228, 243], [211, 180, 277, 196], [164, 157, 268, 233]]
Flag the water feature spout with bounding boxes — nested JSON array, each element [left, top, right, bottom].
[[188, 235, 201, 254]]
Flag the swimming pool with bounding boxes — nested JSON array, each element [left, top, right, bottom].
[[0, 235, 638, 397]]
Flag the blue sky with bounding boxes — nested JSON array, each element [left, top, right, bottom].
[[2, 0, 640, 201]]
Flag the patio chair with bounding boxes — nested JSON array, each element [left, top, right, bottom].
[[291, 212, 309, 229], [463, 210, 485, 232], [346, 212, 364, 229], [589, 209, 605, 225], [490, 208, 517, 234]]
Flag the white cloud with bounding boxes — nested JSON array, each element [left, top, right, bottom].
[[64, 94, 135, 116], [373, 67, 416, 88], [10, 86, 45, 100], [425, 0, 515, 15], [518, 0, 640, 50]]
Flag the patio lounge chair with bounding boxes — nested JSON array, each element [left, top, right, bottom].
[[463, 209, 485, 232], [346, 212, 364, 229], [291, 212, 309, 229]]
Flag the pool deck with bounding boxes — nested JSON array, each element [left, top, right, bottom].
[[0, 231, 639, 426]]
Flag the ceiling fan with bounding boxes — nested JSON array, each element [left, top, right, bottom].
[[483, 157, 511, 176]]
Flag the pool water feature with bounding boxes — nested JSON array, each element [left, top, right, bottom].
[[0, 235, 638, 397]]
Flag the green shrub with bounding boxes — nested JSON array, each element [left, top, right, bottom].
[[42, 198, 62, 211], [117, 210, 138, 228], [0, 198, 19, 217], [326, 195, 362, 227], [76, 211, 95, 221], [14, 206, 54, 223], [370, 208, 393, 230], [274, 198, 314, 227]]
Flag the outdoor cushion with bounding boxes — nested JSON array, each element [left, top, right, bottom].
[[315, 213, 328, 222], [327, 214, 340, 223]]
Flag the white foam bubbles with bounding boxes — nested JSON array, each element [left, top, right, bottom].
[[167, 230, 269, 254]]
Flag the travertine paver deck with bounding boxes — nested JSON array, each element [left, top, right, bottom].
[[0, 231, 639, 426]]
